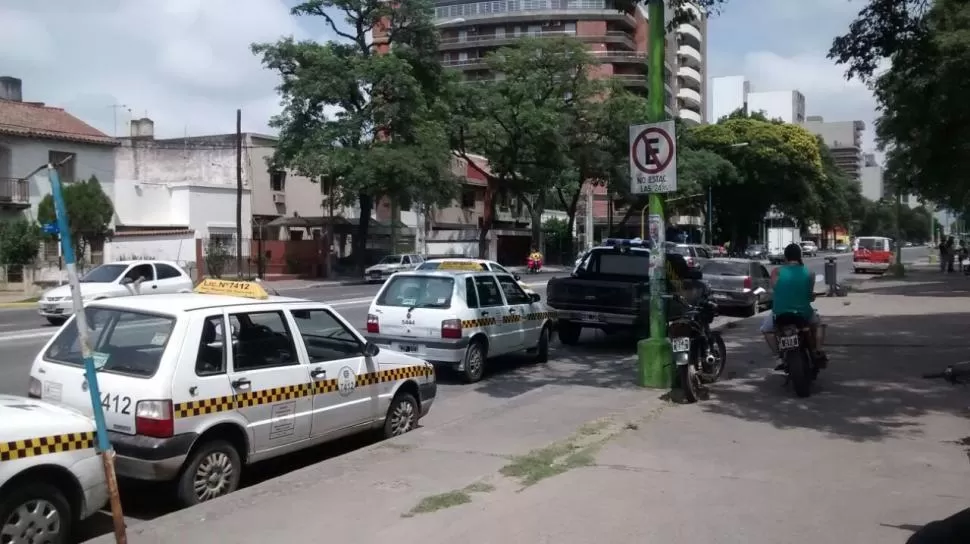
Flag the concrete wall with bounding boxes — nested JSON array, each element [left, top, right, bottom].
[[710, 75, 747, 122], [247, 140, 328, 219], [107, 232, 197, 264], [747, 90, 804, 124]]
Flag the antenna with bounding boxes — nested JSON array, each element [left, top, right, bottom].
[[108, 104, 131, 137]]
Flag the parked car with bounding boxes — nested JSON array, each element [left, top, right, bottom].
[[744, 244, 767, 260], [664, 243, 712, 270], [800, 241, 819, 257], [37, 260, 193, 325], [834, 243, 851, 253], [701, 258, 773, 316], [364, 254, 424, 283]]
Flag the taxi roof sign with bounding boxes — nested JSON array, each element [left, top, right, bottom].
[[194, 279, 270, 299], [437, 261, 487, 271]]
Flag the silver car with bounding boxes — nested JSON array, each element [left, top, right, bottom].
[[702, 258, 773, 316], [364, 254, 424, 283]]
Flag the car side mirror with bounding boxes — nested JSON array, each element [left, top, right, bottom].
[[363, 341, 380, 357], [529, 292, 541, 303], [513, 273, 521, 280], [119, 277, 133, 285]]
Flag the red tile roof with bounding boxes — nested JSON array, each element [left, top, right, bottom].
[[0, 98, 117, 146]]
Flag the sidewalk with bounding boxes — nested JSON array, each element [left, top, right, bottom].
[[91, 272, 970, 544]]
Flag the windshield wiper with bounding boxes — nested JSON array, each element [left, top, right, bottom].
[[417, 302, 449, 308]]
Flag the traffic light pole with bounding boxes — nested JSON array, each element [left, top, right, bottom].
[[637, 0, 673, 389]]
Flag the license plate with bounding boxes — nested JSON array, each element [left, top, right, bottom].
[[396, 343, 419, 353], [712, 293, 728, 300], [672, 337, 690, 352], [778, 335, 799, 350], [41, 304, 57, 311], [582, 313, 600, 322], [370, 273, 381, 278]]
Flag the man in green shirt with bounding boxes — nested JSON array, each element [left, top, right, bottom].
[[760, 243, 827, 367]]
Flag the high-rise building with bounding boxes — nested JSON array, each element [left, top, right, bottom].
[[860, 153, 884, 202], [802, 115, 865, 181], [433, 0, 707, 124], [709, 76, 804, 124]]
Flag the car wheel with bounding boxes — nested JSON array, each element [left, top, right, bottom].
[[461, 340, 487, 383], [747, 297, 759, 317], [0, 482, 73, 544], [383, 392, 419, 438], [176, 439, 242, 507], [45, 317, 66, 326], [534, 325, 550, 364]]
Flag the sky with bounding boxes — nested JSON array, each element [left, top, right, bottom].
[[0, 0, 879, 152]]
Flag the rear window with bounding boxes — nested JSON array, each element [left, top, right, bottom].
[[702, 261, 749, 276], [857, 238, 889, 250], [377, 275, 455, 309], [596, 252, 651, 277], [44, 308, 176, 378], [667, 245, 689, 256]]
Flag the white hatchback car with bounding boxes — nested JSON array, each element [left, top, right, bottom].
[[0, 395, 108, 544], [38, 260, 194, 325], [416, 258, 537, 294]]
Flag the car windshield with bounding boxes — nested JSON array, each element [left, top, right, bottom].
[[44, 308, 176, 378], [857, 238, 887, 250], [378, 255, 403, 265], [377, 276, 454, 309], [416, 261, 486, 271], [702, 261, 749, 276], [80, 264, 128, 283]]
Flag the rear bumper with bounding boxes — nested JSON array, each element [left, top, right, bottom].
[[553, 309, 638, 327], [366, 333, 468, 364], [710, 292, 756, 308], [108, 431, 197, 481], [854, 261, 890, 270]]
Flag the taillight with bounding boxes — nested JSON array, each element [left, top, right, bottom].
[[743, 276, 752, 290], [135, 400, 174, 438], [686, 257, 695, 267], [441, 319, 462, 339], [28, 376, 41, 399], [366, 313, 380, 333]]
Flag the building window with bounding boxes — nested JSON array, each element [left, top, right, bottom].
[[270, 170, 286, 192], [43, 240, 60, 261], [48, 151, 76, 183], [460, 188, 476, 209]]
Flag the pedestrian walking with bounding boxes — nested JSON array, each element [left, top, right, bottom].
[[945, 237, 956, 273]]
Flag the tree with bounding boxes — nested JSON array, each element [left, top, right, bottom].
[[0, 218, 41, 269], [37, 175, 114, 264], [449, 37, 599, 257], [253, 0, 458, 272]]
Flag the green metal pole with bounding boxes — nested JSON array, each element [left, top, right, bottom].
[[637, 0, 672, 389]]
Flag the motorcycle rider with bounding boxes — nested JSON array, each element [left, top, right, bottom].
[[760, 243, 827, 368]]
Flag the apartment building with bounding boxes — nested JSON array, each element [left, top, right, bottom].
[[710, 75, 804, 124], [860, 152, 883, 202], [802, 115, 865, 181], [433, 0, 708, 123]]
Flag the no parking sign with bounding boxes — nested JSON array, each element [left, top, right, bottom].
[[629, 121, 677, 193]]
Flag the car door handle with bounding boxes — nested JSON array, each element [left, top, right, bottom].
[[509, 308, 517, 313], [151, 284, 158, 289], [480, 311, 489, 316], [310, 368, 327, 379], [231, 378, 251, 390]]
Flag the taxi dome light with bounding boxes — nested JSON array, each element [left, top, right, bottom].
[[194, 278, 270, 299]]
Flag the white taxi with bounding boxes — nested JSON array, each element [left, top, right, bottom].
[[28, 279, 436, 507], [365, 270, 555, 383], [0, 395, 108, 544], [415, 258, 537, 295]]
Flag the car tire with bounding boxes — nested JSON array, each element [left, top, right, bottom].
[[46, 317, 67, 326], [0, 482, 73, 544], [383, 392, 419, 438], [747, 297, 759, 317], [176, 439, 243, 508], [558, 321, 581, 345], [461, 339, 487, 383], [534, 325, 550, 363]]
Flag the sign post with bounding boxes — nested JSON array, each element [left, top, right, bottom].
[[633, 0, 675, 390], [45, 163, 128, 542]]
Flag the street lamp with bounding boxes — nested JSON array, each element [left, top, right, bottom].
[[706, 141, 749, 245]]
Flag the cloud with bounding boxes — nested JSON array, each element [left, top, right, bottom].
[[0, 0, 315, 138]]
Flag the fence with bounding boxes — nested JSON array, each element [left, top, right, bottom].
[[195, 237, 335, 280]]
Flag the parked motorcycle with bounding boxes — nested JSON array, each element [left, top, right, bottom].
[[774, 312, 823, 397], [527, 255, 543, 274], [665, 293, 727, 403]]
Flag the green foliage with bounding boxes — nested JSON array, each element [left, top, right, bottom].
[[36, 175, 114, 260], [857, 200, 933, 242], [0, 218, 41, 266], [253, 0, 457, 271], [542, 217, 573, 264], [204, 239, 232, 279]]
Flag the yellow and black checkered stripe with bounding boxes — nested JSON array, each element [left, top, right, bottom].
[[465, 311, 557, 329], [0, 431, 95, 462], [173, 364, 434, 419]]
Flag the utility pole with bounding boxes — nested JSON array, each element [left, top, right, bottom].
[[235, 109, 243, 276], [638, 0, 671, 389], [584, 183, 594, 249]]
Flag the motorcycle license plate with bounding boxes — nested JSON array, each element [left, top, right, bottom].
[[778, 335, 799, 350], [672, 337, 690, 352]]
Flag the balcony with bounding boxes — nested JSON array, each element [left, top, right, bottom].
[[678, 86, 701, 106], [677, 65, 702, 87], [439, 30, 636, 51], [442, 57, 489, 70], [0, 178, 29, 208], [678, 44, 702, 68], [677, 23, 702, 45], [679, 108, 702, 124], [434, 0, 637, 29], [592, 50, 646, 64]]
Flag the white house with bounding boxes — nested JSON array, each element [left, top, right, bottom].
[[0, 76, 118, 283], [107, 118, 252, 274]]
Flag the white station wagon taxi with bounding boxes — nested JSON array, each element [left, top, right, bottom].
[[0, 395, 108, 544], [365, 270, 555, 383], [28, 280, 436, 507]]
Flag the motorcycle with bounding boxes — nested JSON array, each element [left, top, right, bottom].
[[527, 255, 543, 274], [665, 292, 727, 403], [774, 312, 823, 398]]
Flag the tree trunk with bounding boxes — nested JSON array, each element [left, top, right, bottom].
[[354, 192, 373, 274], [563, 188, 581, 262], [528, 192, 545, 254], [478, 181, 495, 259]]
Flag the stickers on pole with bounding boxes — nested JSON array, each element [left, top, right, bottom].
[[648, 213, 664, 277], [630, 121, 677, 194]]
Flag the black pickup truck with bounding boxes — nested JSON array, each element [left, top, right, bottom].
[[546, 244, 704, 345]]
